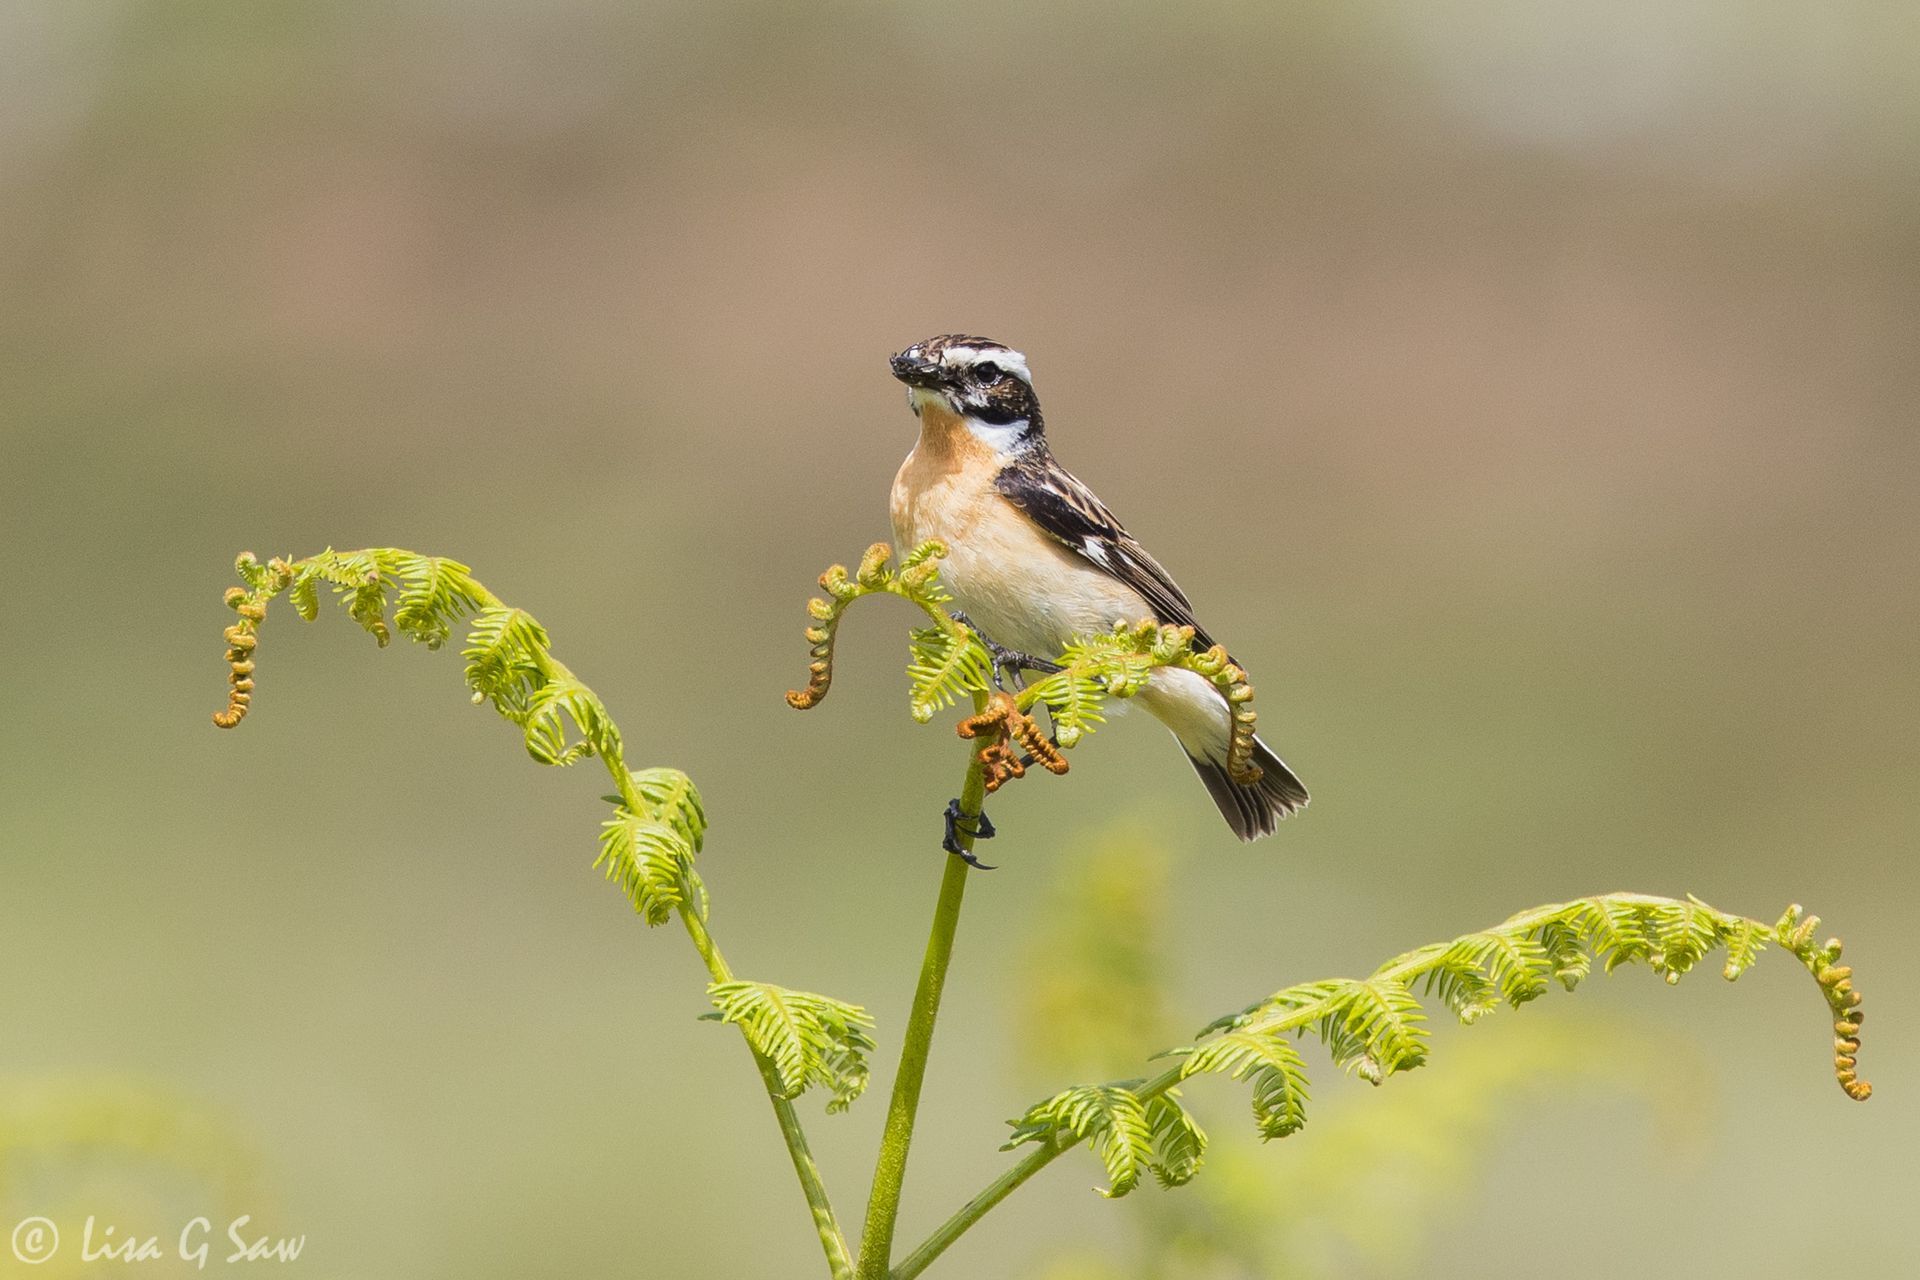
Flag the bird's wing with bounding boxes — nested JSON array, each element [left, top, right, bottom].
[[994, 449, 1218, 651]]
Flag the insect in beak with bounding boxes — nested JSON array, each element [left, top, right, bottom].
[[889, 350, 943, 388]]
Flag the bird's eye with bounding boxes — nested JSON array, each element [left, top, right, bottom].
[[974, 362, 1003, 382]]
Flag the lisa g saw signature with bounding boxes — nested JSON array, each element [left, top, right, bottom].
[[10, 1215, 305, 1267]]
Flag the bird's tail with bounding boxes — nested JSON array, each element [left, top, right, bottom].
[[1187, 736, 1309, 842]]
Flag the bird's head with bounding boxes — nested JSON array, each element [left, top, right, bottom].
[[890, 334, 1043, 451]]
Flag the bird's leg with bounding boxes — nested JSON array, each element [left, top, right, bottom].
[[949, 611, 1064, 692], [940, 797, 997, 870], [991, 645, 1064, 688]]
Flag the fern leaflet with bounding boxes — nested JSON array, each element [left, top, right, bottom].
[[906, 626, 993, 723], [628, 767, 708, 853], [1144, 1091, 1207, 1188], [596, 812, 700, 927], [707, 981, 877, 1114], [1005, 1082, 1155, 1198]]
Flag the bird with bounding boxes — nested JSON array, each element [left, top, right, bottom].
[[887, 333, 1308, 842]]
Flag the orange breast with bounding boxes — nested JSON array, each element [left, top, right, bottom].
[[889, 399, 1001, 552], [890, 399, 1149, 657]]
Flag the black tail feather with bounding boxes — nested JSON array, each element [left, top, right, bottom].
[[1187, 737, 1308, 842]]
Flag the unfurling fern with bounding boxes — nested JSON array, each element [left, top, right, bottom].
[[708, 982, 878, 1113], [627, 766, 709, 852], [597, 809, 703, 927], [1006, 1083, 1156, 1198], [523, 676, 619, 766], [390, 553, 484, 649], [1177, 1030, 1310, 1139], [786, 541, 993, 717], [209, 547, 876, 1280], [1315, 977, 1428, 1084], [786, 551, 1267, 788], [1142, 1091, 1208, 1189], [1002, 891, 1873, 1201], [462, 606, 549, 713], [907, 625, 994, 723], [1005, 1082, 1211, 1198], [212, 541, 1878, 1280], [1021, 664, 1109, 749]]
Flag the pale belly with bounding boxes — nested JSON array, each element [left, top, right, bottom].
[[889, 440, 1235, 761], [934, 523, 1234, 760], [891, 456, 1144, 658], [942, 533, 1146, 659]]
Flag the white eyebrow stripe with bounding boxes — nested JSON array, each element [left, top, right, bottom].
[[939, 344, 1032, 384]]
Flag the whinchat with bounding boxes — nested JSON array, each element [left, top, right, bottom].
[[889, 334, 1308, 842]]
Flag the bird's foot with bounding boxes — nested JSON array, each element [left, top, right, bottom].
[[949, 611, 1063, 691], [941, 797, 997, 870]]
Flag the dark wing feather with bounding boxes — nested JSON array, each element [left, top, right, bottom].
[[995, 449, 1218, 651]]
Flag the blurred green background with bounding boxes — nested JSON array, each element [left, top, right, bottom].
[[2, 2, 1914, 1276]]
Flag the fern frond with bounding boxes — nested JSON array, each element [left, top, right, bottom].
[[462, 606, 550, 714], [1775, 904, 1872, 1100], [287, 571, 319, 621], [898, 540, 948, 572], [1421, 962, 1501, 1025], [1005, 1082, 1154, 1198], [1575, 895, 1653, 973], [1006, 891, 1875, 1197], [1004, 621, 1261, 774], [1649, 895, 1723, 983], [211, 550, 713, 938], [707, 982, 877, 1113], [787, 548, 1271, 780], [1455, 930, 1551, 1008], [522, 677, 618, 766], [301, 548, 381, 587], [628, 767, 707, 852], [1175, 1029, 1310, 1139], [787, 540, 969, 713], [1321, 977, 1427, 1083], [596, 811, 700, 926], [890, 539, 953, 602], [786, 589, 854, 710], [1023, 666, 1109, 749], [1144, 1091, 1207, 1187], [212, 546, 888, 1279], [1536, 918, 1592, 991], [1720, 916, 1771, 981], [292, 549, 395, 646], [390, 553, 483, 649], [906, 625, 994, 723]]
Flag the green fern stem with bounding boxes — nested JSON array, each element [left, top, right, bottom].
[[607, 766, 856, 1280], [856, 692, 991, 1280], [214, 549, 855, 1280], [892, 890, 1870, 1279], [892, 1136, 1064, 1280]]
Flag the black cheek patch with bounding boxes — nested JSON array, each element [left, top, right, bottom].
[[971, 380, 1040, 427]]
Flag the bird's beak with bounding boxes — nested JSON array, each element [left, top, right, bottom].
[[890, 349, 943, 388]]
